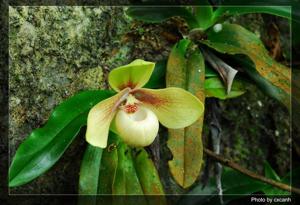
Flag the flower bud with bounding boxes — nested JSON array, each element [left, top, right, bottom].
[[115, 106, 159, 147]]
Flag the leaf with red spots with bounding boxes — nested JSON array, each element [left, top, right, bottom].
[[201, 23, 291, 110], [166, 39, 206, 188]]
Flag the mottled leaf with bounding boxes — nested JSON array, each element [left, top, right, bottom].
[[201, 23, 291, 108], [233, 55, 290, 109], [166, 39, 205, 188]]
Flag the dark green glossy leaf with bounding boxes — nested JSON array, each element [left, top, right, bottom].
[[201, 23, 291, 109], [144, 60, 167, 89], [205, 77, 246, 99], [166, 39, 205, 188], [126, 7, 199, 29], [9, 90, 114, 187]]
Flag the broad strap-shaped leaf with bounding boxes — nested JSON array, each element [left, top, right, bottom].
[[133, 149, 164, 194], [112, 142, 144, 195], [233, 55, 290, 109], [9, 90, 114, 187], [132, 87, 203, 129], [212, 6, 291, 24], [133, 149, 167, 205], [204, 77, 246, 99], [97, 133, 120, 195], [79, 145, 103, 195], [86, 88, 130, 148], [201, 23, 291, 108], [78, 133, 119, 205], [180, 50, 205, 187], [78, 144, 103, 205], [126, 7, 199, 29], [108, 59, 155, 92], [166, 39, 205, 188], [79, 134, 165, 204], [112, 142, 147, 205]]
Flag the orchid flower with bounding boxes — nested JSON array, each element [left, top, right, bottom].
[[85, 59, 204, 148]]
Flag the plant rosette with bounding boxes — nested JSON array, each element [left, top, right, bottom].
[[86, 59, 204, 148]]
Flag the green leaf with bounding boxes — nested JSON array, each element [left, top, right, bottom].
[[204, 77, 247, 99], [201, 23, 290, 109], [194, 3, 214, 30], [112, 142, 144, 195], [213, 6, 291, 24], [205, 66, 218, 77], [166, 39, 205, 188], [79, 145, 103, 195], [264, 161, 281, 181], [108, 59, 155, 92], [78, 144, 103, 205], [97, 133, 120, 195], [233, 55, 290, 109], [80, 133, 165, 205], [9, 90, 114, 187], [262, 162, 290, 196], [133, 149, 167, 205], [112, 142, 147, 205], [126, 7, 199, 29]]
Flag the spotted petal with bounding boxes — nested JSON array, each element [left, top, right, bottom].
[[132, 88, 204, 129], [108, 59, 155, 92], [86, 89, 130, 148]]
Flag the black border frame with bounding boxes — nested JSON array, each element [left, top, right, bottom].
[[1, 0, 299, 204]]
